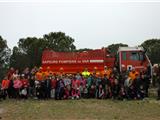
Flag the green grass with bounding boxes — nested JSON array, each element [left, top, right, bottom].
[[1, 98, 160, 120]]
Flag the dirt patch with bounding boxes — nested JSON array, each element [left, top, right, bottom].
[[0, 108, 4, 114], [0, 108, 4, 119]]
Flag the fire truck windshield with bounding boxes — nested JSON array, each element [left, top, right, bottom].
[[130, 51, 144, 61]]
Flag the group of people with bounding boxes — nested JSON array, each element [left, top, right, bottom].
[[0, 65, 158, 101]]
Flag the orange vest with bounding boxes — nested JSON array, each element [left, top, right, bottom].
[[35, 72, 43, 81], [129, 71, 139, 80], [44, 71, 53, 77], [1, 79, 10, 89], [101, 69, 112, 78]]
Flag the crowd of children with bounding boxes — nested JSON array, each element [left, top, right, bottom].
[[0, 65, 155, 100]]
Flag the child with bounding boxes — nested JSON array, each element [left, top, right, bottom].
[[96, 84, 105, 99], [55, 77, 65, 100], [64, 86, 70, 99], [28, 71, 35, 97], [20, 74, 29, 99], [7, 76, 14, 98], [13, 76, 22, 99], [71, 87, 80, 99], [138, 85, 145, 100], [83, 85, 88, 98], [89, 85, 96, 98], [72, 78, 80, 90], [119, 86, 126, 100], [124, 77, 132, 100], [51, 76, 56, 99], [79, 78, 86, 98], [1, 76, 10, 99], [105, 84, 111, 99], [71, 77, 80, 99], [88, 74, 97, 98], [35, 80, 42, 99], [45, 76, 51, 99], [112, 79, 120, 100]]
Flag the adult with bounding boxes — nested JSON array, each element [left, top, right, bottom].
[[82, 68, 90, 78]]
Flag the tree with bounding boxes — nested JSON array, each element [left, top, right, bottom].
[[0, 36, 11, 80], [18, 37, 45, 68], [10, 37, 47, 69], [107, 43, 128, 54], [43, 32, 76, 52], [9, 32, 76, 70], [10, 46, 30, 70], [141, 39, 160, 64], [76, 48, 92, 52]]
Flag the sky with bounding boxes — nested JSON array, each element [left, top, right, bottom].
[[0, 0, 160, 49]]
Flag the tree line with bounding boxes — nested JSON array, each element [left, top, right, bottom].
[[0, 31, 160, 80]]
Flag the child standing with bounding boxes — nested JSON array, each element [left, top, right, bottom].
[[13, 76, 22, 99], [51, 76, 56, 99], [1, 76, 10, 99], [20, 74, 29, 99]]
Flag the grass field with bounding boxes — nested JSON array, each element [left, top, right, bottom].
[[0, 98, 160, 120]]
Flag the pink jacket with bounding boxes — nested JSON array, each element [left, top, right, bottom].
[[14, 79, 22, 89]]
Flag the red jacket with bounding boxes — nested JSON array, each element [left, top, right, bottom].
[[72, 79, 80, 89], [51, 79, 56, 89], [21, 79, 29, 88]]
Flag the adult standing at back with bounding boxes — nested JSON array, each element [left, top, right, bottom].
[[101, 66, 112, 79], [129, 68, 139, 81], [82, 68, 90, 78], [35, 67, 43, 81]]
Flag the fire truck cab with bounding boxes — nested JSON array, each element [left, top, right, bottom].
[[117, 47, 152, 72]]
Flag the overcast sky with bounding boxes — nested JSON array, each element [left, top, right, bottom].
[[0, 0, 160, 49]]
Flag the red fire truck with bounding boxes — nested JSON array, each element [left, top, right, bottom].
[[41, 47, 152, 73]]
